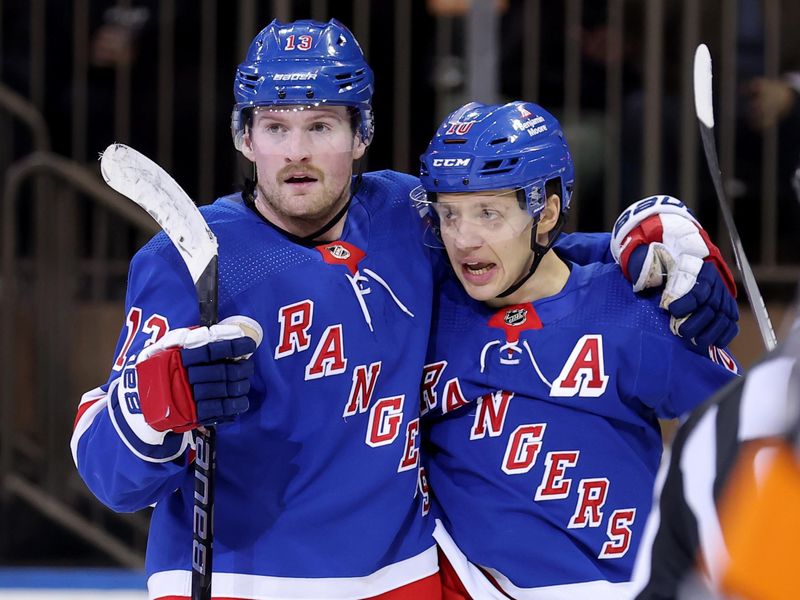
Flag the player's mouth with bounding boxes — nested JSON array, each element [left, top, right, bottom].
[[284, 173, 318, 186], [461, 260, 497, 285]]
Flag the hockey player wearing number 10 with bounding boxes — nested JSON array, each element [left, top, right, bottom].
[[72, 18, 739, 600], [415, 101, 741, 599]]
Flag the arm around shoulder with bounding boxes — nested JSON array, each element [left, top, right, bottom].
[[611, 196, 739, 352]]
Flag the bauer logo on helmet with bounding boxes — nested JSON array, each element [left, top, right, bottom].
[[273, 72, 319, 81]]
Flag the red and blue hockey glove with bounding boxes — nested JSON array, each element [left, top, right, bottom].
[[132, 316, 262, 432], [136, 318, 261, 432], [612, 196, 739, 351], [664, 258, 739, 348], [109, 316, 263, 462]]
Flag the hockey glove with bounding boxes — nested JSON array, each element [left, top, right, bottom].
[[611, 196, 739, 350], [133, 316, 262, 432]]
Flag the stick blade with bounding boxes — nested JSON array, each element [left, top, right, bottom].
[[100, 143, 218, 285], [694, 44, 715, 128]]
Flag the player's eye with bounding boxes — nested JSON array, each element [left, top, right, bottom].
[[436, 206, 457, 221], [310, 121, 332, 133], [262, 122, 285, 134]]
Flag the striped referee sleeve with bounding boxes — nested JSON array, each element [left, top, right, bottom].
[[632, 351, 799, 599]]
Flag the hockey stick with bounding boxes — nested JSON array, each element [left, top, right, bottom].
[[693, 44, 778, 351], [100, 143, 218, 600]]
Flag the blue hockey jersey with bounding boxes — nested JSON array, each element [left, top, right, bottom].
[[72, 171, 439, 599], [421, 260, 739, 599]]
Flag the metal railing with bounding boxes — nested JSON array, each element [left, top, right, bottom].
[[2, 1, 797, 251], [1, 149, 157, 567]]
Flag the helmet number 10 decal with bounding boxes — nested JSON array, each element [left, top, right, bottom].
[[285, 35, 313, 51], [446, 120, 476, 136]]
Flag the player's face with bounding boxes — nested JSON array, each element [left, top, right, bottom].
[[437, 190, 535, 302], [242, 105, 366, 236]]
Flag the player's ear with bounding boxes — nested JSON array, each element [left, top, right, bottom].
[[352, 133, 367, 160], [241, 131, 256, 162], [538, 194, 561, 234]]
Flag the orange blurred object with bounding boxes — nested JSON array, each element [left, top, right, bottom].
[[719, 439, 800, 600]]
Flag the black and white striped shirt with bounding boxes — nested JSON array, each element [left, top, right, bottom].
[[631, 331, 800, 599]]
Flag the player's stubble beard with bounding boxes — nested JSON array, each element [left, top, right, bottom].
[[254, 163, 353, 240]]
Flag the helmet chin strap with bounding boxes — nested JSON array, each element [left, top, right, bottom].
[[299, 193, 353, 243], [299, 150, 366, 243], [496, 212, 567, 299]]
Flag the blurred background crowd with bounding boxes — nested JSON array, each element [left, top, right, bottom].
[[1, 0, 799, 577]]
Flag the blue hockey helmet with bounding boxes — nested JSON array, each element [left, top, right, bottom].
[[418, 101, 574, 218], [231, 19, 375, 150]]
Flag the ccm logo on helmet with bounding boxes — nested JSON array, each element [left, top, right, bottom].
[[432, 158, 471, 167], [273, 72, 319, 81]]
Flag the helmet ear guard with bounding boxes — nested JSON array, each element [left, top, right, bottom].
[[231, 107, 249, 151], [355, 107, 374, 147]]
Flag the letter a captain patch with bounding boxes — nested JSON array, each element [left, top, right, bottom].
[[550, 334, 609, 397]]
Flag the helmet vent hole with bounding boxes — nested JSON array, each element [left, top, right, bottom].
[[479, 159, 514, 176], [443, 139, 466, 145], [489, 137, 508, 145], [337, 34, 347, 46]]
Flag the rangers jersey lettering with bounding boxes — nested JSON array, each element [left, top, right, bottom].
[[71, 171, 438, 598], [422, 261, 738, 596]]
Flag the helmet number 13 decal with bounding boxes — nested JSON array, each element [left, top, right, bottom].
[[285, 35, 313, 51]]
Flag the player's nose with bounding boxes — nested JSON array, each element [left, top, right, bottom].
[[451, 222, 485, 250], [283, 130, 312, 162]]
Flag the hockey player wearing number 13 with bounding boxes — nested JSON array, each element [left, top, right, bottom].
[[72, 18, 739, 600], [414, 101, 741, 599]]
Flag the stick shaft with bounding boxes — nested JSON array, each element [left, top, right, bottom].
[[100, 143, 220, 599], [192, 257, 218, 600], [697, 122, 777, 351]]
